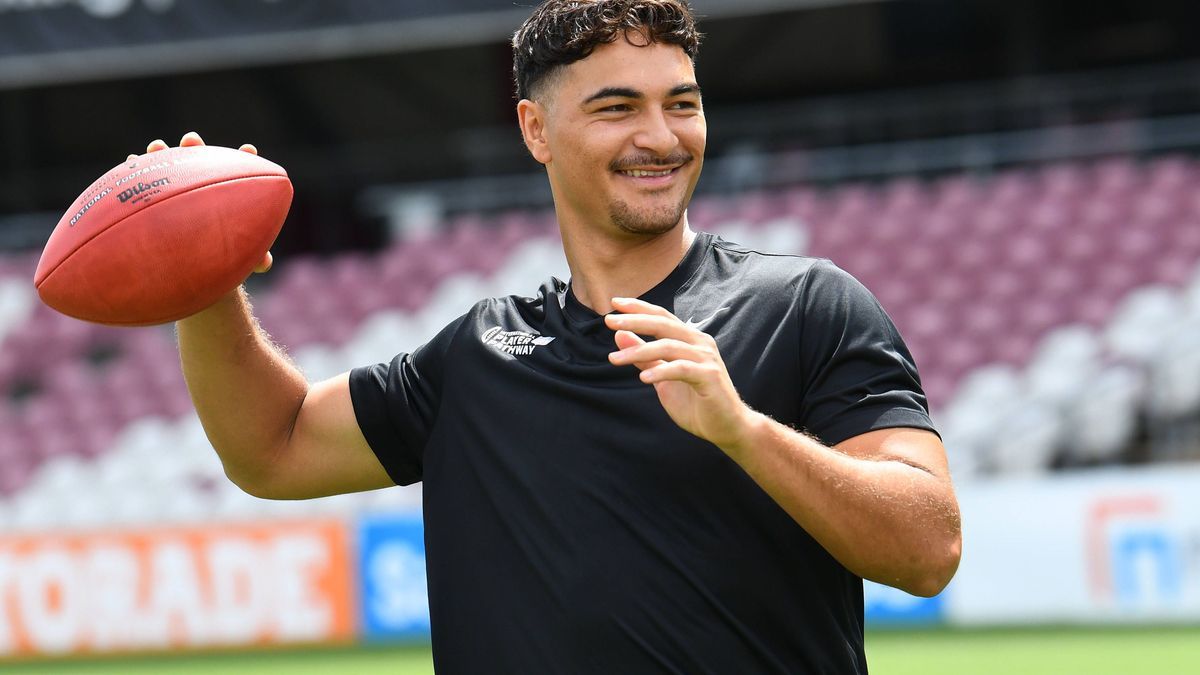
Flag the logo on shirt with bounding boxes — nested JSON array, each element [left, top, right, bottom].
[[480, 326, 555, 357], [683, 306, 731, 331]]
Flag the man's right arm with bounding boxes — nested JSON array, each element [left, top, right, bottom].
[[176, 287, 393, 499]]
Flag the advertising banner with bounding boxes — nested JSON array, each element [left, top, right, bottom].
[[865, 580, 945, 626], [0, 519, 354, 657], [357, 514, 430, 641], [946, 465, 1200, 625]]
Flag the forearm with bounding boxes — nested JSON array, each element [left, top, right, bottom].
[[176, 287, 309, 490], [724, 413, 961, 596]]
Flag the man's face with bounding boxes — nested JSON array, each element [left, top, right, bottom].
[[524, 36, 706, 237]]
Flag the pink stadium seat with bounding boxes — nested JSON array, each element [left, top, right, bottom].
[[686, 194, 734, 229], [879, 177, 929, 217], [1024, 200, 1074, 234], [0, 453, 33, 495], [1156, 252, 1197, 287], [1131, 191, 1181, 228], [1145, 155, 1192, 193], [330, 254, 377, 293], [777, 186, 825, 223], [987, 169, 1036, 208], [1093, 156, 1141, 194], [5, 152, 1200, 498], [0, 348, 19, 391], [1038, 162, 1088, 199], [732, 191, 778, 224]]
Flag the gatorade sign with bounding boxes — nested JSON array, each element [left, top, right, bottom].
[[0, 520, 353, 656]]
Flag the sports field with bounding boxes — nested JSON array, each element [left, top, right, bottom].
[[3, 627, 1197, 674]]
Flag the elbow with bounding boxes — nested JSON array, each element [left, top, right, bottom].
[[903, 533, 962, 598], [224, 465, 277, 500], [219, 451, 289, 500]]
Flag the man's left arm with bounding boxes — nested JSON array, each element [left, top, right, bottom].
[[606, 297, 961, 597]]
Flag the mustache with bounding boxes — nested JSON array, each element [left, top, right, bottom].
[[610, 152, 694, 172]]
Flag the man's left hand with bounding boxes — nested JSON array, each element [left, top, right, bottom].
[[605, 297, 757, 453]]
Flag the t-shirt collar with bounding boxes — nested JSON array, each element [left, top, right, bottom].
[[563, 231, 713, 323]]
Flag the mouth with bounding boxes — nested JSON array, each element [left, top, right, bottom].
[[614, 163, 685, 187]]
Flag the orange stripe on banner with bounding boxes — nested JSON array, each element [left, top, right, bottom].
[[0, 519, 353, 657]]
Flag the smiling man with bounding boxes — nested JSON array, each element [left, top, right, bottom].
[[164, 1, 961, 673]]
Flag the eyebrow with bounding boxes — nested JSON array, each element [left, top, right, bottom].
[[582, 83, 702, 105], [669, 83, 702, 97]]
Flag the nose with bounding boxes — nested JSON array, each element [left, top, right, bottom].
[[632, 108, 678, 157]]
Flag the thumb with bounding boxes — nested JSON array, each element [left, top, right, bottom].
[[253, 251, 273, 274]]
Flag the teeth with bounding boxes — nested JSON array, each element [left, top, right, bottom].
[[622, 169, 673, 177]]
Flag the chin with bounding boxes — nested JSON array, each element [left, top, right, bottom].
[[609, 198, 688, 236]]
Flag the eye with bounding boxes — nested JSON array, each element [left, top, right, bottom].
[[669, 100, 699, 110], [600, 103, 632, 112]]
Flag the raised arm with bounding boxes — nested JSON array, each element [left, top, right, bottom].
[[177, 287, 392, 499], [150, 132, 391, 499]]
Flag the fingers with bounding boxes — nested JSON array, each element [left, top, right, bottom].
[[606, 297, 725, 387], [142, 131, 216, 156], [606, 297, 714, 345], [610, 337, 708, 371], [611, 330, 662, 371], [605, 312, 706, 344], [140, 133, 258, 160], [613, 328, 644, 351], [639, 359, 712, 386], [253, 251, 274, 274], [611, 296, 676, 318], [179, 131, 205, 147]]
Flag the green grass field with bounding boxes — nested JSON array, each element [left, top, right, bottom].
[[4, 627, 1198, 674]]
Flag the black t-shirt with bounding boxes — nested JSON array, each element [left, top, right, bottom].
[[350, 232, 935, 674]]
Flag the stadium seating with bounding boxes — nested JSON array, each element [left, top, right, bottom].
[[2, 154, 1199, 530]]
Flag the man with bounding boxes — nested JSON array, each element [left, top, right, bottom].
[[153, 0, 961, 672]]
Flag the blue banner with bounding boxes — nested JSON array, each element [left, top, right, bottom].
[[864, 580, 945, 626], [357, 514, 431, 641]]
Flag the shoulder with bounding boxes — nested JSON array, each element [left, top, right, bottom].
[[457, 278, 561, 335], [469, 278, 556, 318], [705, 235, 888, 333], [705, 235, 852, 298], [709, 235, 824, 270]]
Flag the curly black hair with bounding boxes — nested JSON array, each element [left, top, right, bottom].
[[512, 0, 702, 101]]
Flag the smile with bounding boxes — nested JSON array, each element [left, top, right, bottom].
[[619, 168, 675, 178]]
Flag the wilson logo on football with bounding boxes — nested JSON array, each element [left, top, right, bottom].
[[117, 178, 172, 204]]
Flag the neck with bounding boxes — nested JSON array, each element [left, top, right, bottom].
[[561, 218, 696, 315]]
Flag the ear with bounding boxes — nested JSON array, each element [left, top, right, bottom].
[[517, 99, 552, 165]]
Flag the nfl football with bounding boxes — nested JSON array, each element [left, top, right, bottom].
[[34, 144, 292, 326]]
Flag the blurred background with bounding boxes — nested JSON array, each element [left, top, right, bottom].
[[2, 0, 1199, 673]]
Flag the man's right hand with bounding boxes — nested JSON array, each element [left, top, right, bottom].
[[133, 131, 273, 274], [156, 131, 393, 499]]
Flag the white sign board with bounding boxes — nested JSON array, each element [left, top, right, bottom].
[[946, 465, 1200, 624]]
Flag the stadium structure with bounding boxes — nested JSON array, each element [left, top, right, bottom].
[[1, 0, 1199, 667]]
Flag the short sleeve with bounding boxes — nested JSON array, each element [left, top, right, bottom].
[[348, 314, 466, 485], [796, 260, 937, 447]]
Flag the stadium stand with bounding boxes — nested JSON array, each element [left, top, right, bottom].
[[2, 155, 1199, 529]]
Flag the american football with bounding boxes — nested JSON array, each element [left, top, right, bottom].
[[34, 144, 291, 325]]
